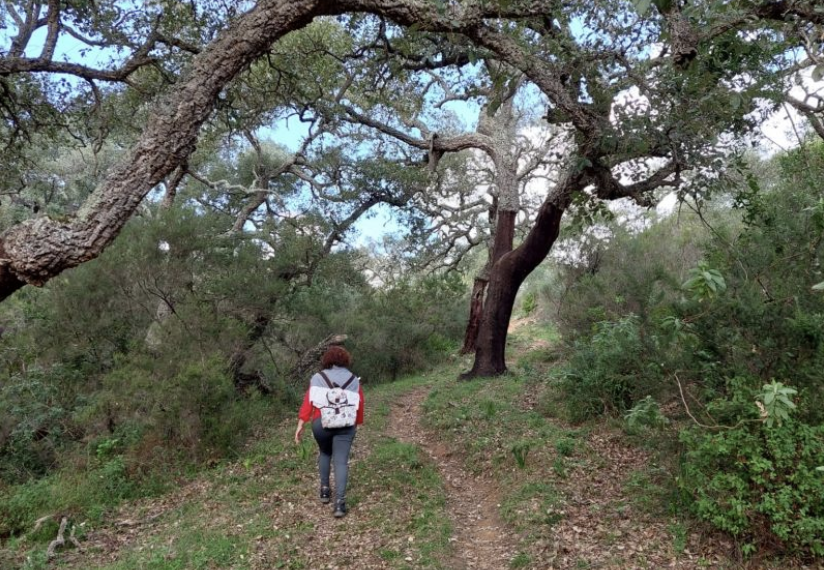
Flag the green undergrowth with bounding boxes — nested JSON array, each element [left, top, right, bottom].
[[419, 350, 713, 567], [3, 376, 455, 570]]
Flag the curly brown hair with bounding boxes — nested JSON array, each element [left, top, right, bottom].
[[321, 345, 351, 369]]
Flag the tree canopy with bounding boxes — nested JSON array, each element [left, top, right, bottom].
[[1, 0, 822, 375]]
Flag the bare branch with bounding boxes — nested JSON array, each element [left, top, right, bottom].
[[342, 104, 497, 157], [785, 95, 824, 140]]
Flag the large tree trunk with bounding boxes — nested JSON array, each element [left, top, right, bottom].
[[462, 206, 517, 354], [464, 170, 584, 378], [461, 91, 521, 353]]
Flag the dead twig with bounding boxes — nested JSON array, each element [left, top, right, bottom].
[[674, 373, 759, 431], [69, 524, 82, 550], [32, 514, 54, 533], [115, 511, 164, 527]]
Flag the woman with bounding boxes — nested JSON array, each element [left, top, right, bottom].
[[295, 345, 364, 518]]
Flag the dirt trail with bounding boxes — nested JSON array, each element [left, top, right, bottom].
[[387, 387, 517, 570]]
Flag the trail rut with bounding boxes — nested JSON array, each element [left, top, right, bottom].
[[387, 387, 518, 570]]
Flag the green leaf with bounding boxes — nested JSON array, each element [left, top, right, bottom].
[[682, 276, 702, 289], [813, 64, 824, 83], [777, 397, 796, 409], [812, 280, 824, 291]]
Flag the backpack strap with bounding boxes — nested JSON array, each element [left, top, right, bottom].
[[319, 371, 356, 390], [318, 370, 335, 389], [341, 374, 356, 390]]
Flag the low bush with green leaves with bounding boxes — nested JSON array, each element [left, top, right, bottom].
[[680, 417, 824, 556], [623, 396, 669, 433]]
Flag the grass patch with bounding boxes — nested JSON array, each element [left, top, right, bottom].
[[102, 528, 250, 570], [500, 481, 563, 530], [510, 551, 532, 568], [0, 456, 173, 540]]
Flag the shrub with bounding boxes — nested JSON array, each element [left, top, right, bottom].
[[322, 273, 466, 383], [536, 140, 824, 555], [93, 356, 265, 462], [0, 366, 82, 484], [558, 315, 666, 421], [680, 418, 824, 556], [519, 291, 537, 317]]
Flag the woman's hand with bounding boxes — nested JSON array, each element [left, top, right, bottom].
[[294, 420, 305, 444]]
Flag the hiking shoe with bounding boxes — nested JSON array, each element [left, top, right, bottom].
[[320, 486, 331, 504], [333, 499, 347, 518]]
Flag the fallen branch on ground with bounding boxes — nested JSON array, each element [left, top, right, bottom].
[[46, 517, 82, 559]]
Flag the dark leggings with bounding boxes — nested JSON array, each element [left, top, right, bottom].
[[312, 419, 356, 502]]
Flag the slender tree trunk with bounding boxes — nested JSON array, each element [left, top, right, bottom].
[[145, 299, 174, 350], [229, 314, 273, 393], [460, 276, 488, 354], [288, 333, 348, 388], [145, 167, 187, 350], [465, 170, 584, 378]]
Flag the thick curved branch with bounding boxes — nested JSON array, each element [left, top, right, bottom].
[[0, 0, 603, 302], [753, 1, 824, 25], [590, 160, 680, 206], [0, 0, 329, 299]]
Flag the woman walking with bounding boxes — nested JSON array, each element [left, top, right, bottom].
[[295, 346, 364, 518]]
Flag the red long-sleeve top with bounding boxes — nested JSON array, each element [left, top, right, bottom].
[[298, 384, 364, 425]]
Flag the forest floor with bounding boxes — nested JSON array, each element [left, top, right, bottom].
[[7, 322, 822, 570]]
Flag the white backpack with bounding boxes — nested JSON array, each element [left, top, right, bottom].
[[312, 371, 358, 429]]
